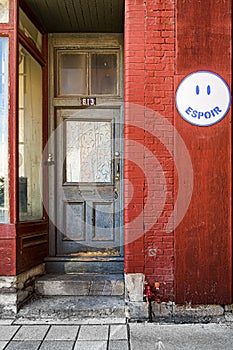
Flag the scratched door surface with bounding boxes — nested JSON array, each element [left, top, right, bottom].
[[55, 108, 123, 256]]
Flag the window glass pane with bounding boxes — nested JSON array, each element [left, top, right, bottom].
[[0, 0, 9, 23], [18, 45, 43, 221], [66, 120, 112, 183], [19, 8, 42, 52], [91, 54, 117, 95], [59, 53, 87, 95], [0, 38, 9, 223]]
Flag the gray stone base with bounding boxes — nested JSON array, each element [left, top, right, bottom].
[[126, 301, 232, 323], [0, 264, 45, 318], [15, 296, 126, 323], [124, 273, 233, 323]]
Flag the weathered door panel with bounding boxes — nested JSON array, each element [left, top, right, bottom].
[[55, 108, 123, 256]]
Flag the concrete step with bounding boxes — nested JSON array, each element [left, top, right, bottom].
[[35, 274, 125, 297], [16, 296, 126, 323], [45, 256, 124, 274]]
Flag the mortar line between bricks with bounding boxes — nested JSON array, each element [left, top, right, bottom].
[[106, 324, 111, 350], [37, 324, 51, 350], [127, 323, 131, 350], [72, 325, 81, 350]]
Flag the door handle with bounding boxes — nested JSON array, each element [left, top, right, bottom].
[[114, 187, 118, 199], [115, 152, 120, 181], [115, 162, 120, 181]]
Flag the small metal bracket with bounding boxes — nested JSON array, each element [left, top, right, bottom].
[[43, 153, 55, 166]]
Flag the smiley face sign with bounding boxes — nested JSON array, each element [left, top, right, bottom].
[[176, 71, 231, 126]]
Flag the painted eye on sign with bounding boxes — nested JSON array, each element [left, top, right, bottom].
[[176, 71, 231, 126]]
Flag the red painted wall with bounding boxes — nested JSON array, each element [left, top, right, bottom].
[[174, 0, 232, 304], [0, 0, 18, 277], [0, 1, 49, 277], [124, 0, 232, 304]]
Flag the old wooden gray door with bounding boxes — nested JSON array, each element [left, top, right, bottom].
[[55, 107, 123, 256], [49, 35, 124, 259]]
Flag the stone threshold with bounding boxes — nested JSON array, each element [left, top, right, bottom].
[[35, 273, 125, 297]]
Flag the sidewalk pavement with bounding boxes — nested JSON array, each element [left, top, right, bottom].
[[1, 320, 233, 350]]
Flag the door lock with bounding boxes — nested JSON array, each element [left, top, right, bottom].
[[114, 187, 118, 199]]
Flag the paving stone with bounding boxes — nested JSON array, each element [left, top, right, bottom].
[[78, 325, 109, 340], [40, 340, 74, 350], [109, 340, 129, 350], [110, 325, 128, 340], [130, 323, 233, 350], [45, 325, 79, 340], [4, 341, 41, 350], [0, 342, 7, 350], [0, 326, 19, 341], [13, 325, 49, 340], [74, 340, 107, 350]]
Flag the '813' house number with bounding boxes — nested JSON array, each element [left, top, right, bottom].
[[81, 97, 96, 106]]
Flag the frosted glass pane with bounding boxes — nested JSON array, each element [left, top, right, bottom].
[[66, 121, 112, 183], [91, 54, 117, 95], [0, 0, 9, 23], [59, 54, 87, 95], [0, 38, 9, 223]]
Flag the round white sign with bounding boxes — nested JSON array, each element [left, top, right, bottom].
[[176, 71, 231, 126]]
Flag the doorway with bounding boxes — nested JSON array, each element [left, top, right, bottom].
[[47, 34, 124, 273]]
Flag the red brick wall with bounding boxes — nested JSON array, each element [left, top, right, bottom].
[[124, 0, 176, 301], [125, 0, 232, 304]]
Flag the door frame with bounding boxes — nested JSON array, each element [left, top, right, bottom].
[[47, 33, 124, 258]]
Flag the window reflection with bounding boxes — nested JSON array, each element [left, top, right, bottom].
[[18, 45, 43, 221], [19, 8, 42, 52], [0, 0, 9, 23], [91, 54, 117, 95], [57, 51, 118, 96], [0, 38, 9, 223], [59, 53, 87, 95]]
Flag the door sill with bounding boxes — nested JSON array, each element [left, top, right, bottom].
[[45, 256, 124, 274]]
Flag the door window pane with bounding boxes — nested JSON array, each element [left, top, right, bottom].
[[59, 53, 87, 95], [18, 45, 43, 221], [91, 54, 117, 95], [66, 120, 112, 183], [0, 38, 9, 223], [0, 0, 9, 23]]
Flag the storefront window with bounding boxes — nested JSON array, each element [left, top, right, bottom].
[[18, 45, 43, 221], [0, 38, 9, 223], [0, 0, 9, 23], [19, 8, 42, 52]]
